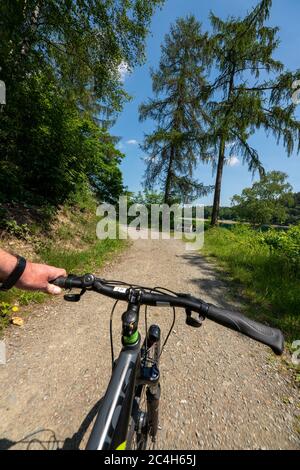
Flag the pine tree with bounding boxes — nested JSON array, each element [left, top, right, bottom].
[[139, 16, 213, 204], [204, 0, 300, 225]]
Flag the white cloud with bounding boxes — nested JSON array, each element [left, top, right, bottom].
[[225, 141, 237, 149], [227, 156, 240, 167], [126, 139, 138, 145], [118, 61, 129, 82]]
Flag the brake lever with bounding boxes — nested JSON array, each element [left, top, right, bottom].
[[185, 308, 205, 328], [64, 288, 86, 302]]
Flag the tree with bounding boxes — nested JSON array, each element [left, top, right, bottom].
[[286, 192, 300, 225], [232, 171, 294, 225], [203, 0, 300, 225], [0, 71, 124, 205], [139, 16, 213, 205], [0, 1, 163, 110], [0, 1, 163, 205]]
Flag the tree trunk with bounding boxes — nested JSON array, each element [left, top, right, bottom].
[[211, 136, 226, 226], [164, 146, 175, 204], [211, 64, 235, 226]]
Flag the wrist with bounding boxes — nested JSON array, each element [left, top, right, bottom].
[[17, 261, 32, 283], [0, 254, 27, 291], [0, 251, 18, 281]]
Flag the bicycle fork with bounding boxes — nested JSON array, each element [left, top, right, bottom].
[[141, 324, 161, 441]]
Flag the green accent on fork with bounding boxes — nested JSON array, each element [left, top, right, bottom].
[[123, 330, 139, 345]]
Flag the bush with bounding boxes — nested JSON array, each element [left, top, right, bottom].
[[259, 226, 300, 266], [203, 225, 300, 340]]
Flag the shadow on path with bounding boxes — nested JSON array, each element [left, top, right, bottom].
[[180, 252, 239, 310], [0, 397, 103, 450]]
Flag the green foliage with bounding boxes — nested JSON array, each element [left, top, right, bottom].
[[0, 70, 124, 205], [0, 302, 14, 317], [286, 192, 300, 225], [0, 1, 163, 207], [259, 225, 300, 265], [0, 191, 126, 335], [39, 237, 123, 274], [37, 190, 125, 274], [232, 171, 294, 225], [203, 224, 300, 340], [139, 16, 213, 204], [204, 205, 238, 221], [0, 301, 20, 332], [0, 1, 163, 110], [4, 220, 30, 239], [129, 190, 164, 207]]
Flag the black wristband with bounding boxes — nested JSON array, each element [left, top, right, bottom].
[[0, 256, 27, 291]]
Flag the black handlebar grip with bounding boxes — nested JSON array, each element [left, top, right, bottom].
[[206, 304, 284, 355], [50, 276, 67, 288]]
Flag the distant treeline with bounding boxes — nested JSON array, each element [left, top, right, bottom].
[[126, 189, 300, 226], [202, 192, 300, 225], [203, 206, 238, 222]]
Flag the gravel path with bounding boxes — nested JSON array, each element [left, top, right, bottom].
[[0, 236, 299, 450]]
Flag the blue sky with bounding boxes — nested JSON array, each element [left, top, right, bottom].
[[112, 0, 300, 206]]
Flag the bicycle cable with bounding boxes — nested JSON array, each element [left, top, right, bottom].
[[144, 286, 177, 358], [109, 300, 119, 371], [105, 281, 178, 362]]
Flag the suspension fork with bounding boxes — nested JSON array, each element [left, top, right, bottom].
[[122, 290, 161, 441], [141, 324, 161, 440]]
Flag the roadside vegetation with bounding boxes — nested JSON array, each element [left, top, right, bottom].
[[0, 188, 125, 334], [202, 224, 300, 342], [0, 1, 162, 334], [0, 0, 299, 356]]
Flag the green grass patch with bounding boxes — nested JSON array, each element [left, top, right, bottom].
[[38, 237, 124, 274], [202, 225, 300, 342], [0, 191, 126, 335], [0, 237, 125, 335]]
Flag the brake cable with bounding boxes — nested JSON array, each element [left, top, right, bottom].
[[109, 300, 119, 371], [144, 286, 178, 358]]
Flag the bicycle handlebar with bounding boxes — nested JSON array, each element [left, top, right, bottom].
[[52, 275, 284, 355]]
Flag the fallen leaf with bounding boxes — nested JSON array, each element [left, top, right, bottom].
[[11, 317, 24, 327]]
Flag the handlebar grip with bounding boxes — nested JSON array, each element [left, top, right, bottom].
[[206, 304, 284, 355], [50, 275, 84, 289], [51, 276, 67, 287]]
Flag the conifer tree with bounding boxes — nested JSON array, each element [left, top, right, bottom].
[[139, 16, 213, 204], [205, 0, 300, 225]]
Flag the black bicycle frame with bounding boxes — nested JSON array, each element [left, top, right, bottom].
[[86, 337, 141, 450], [50, 274, 284, 450]]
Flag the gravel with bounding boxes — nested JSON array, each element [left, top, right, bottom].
[[0, 235, 299, 450]]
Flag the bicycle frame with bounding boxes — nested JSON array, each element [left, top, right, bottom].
[[86, 338, 141, 450], [51, 274, 284, 450]]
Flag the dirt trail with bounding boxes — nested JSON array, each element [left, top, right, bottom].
[[0, 236, 299, 450]]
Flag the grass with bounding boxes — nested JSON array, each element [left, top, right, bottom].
[[39, 237, 124, 274], [201, 225, 300, 342], [0, 193, 126, 335], [0, 238, 124, 335]]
